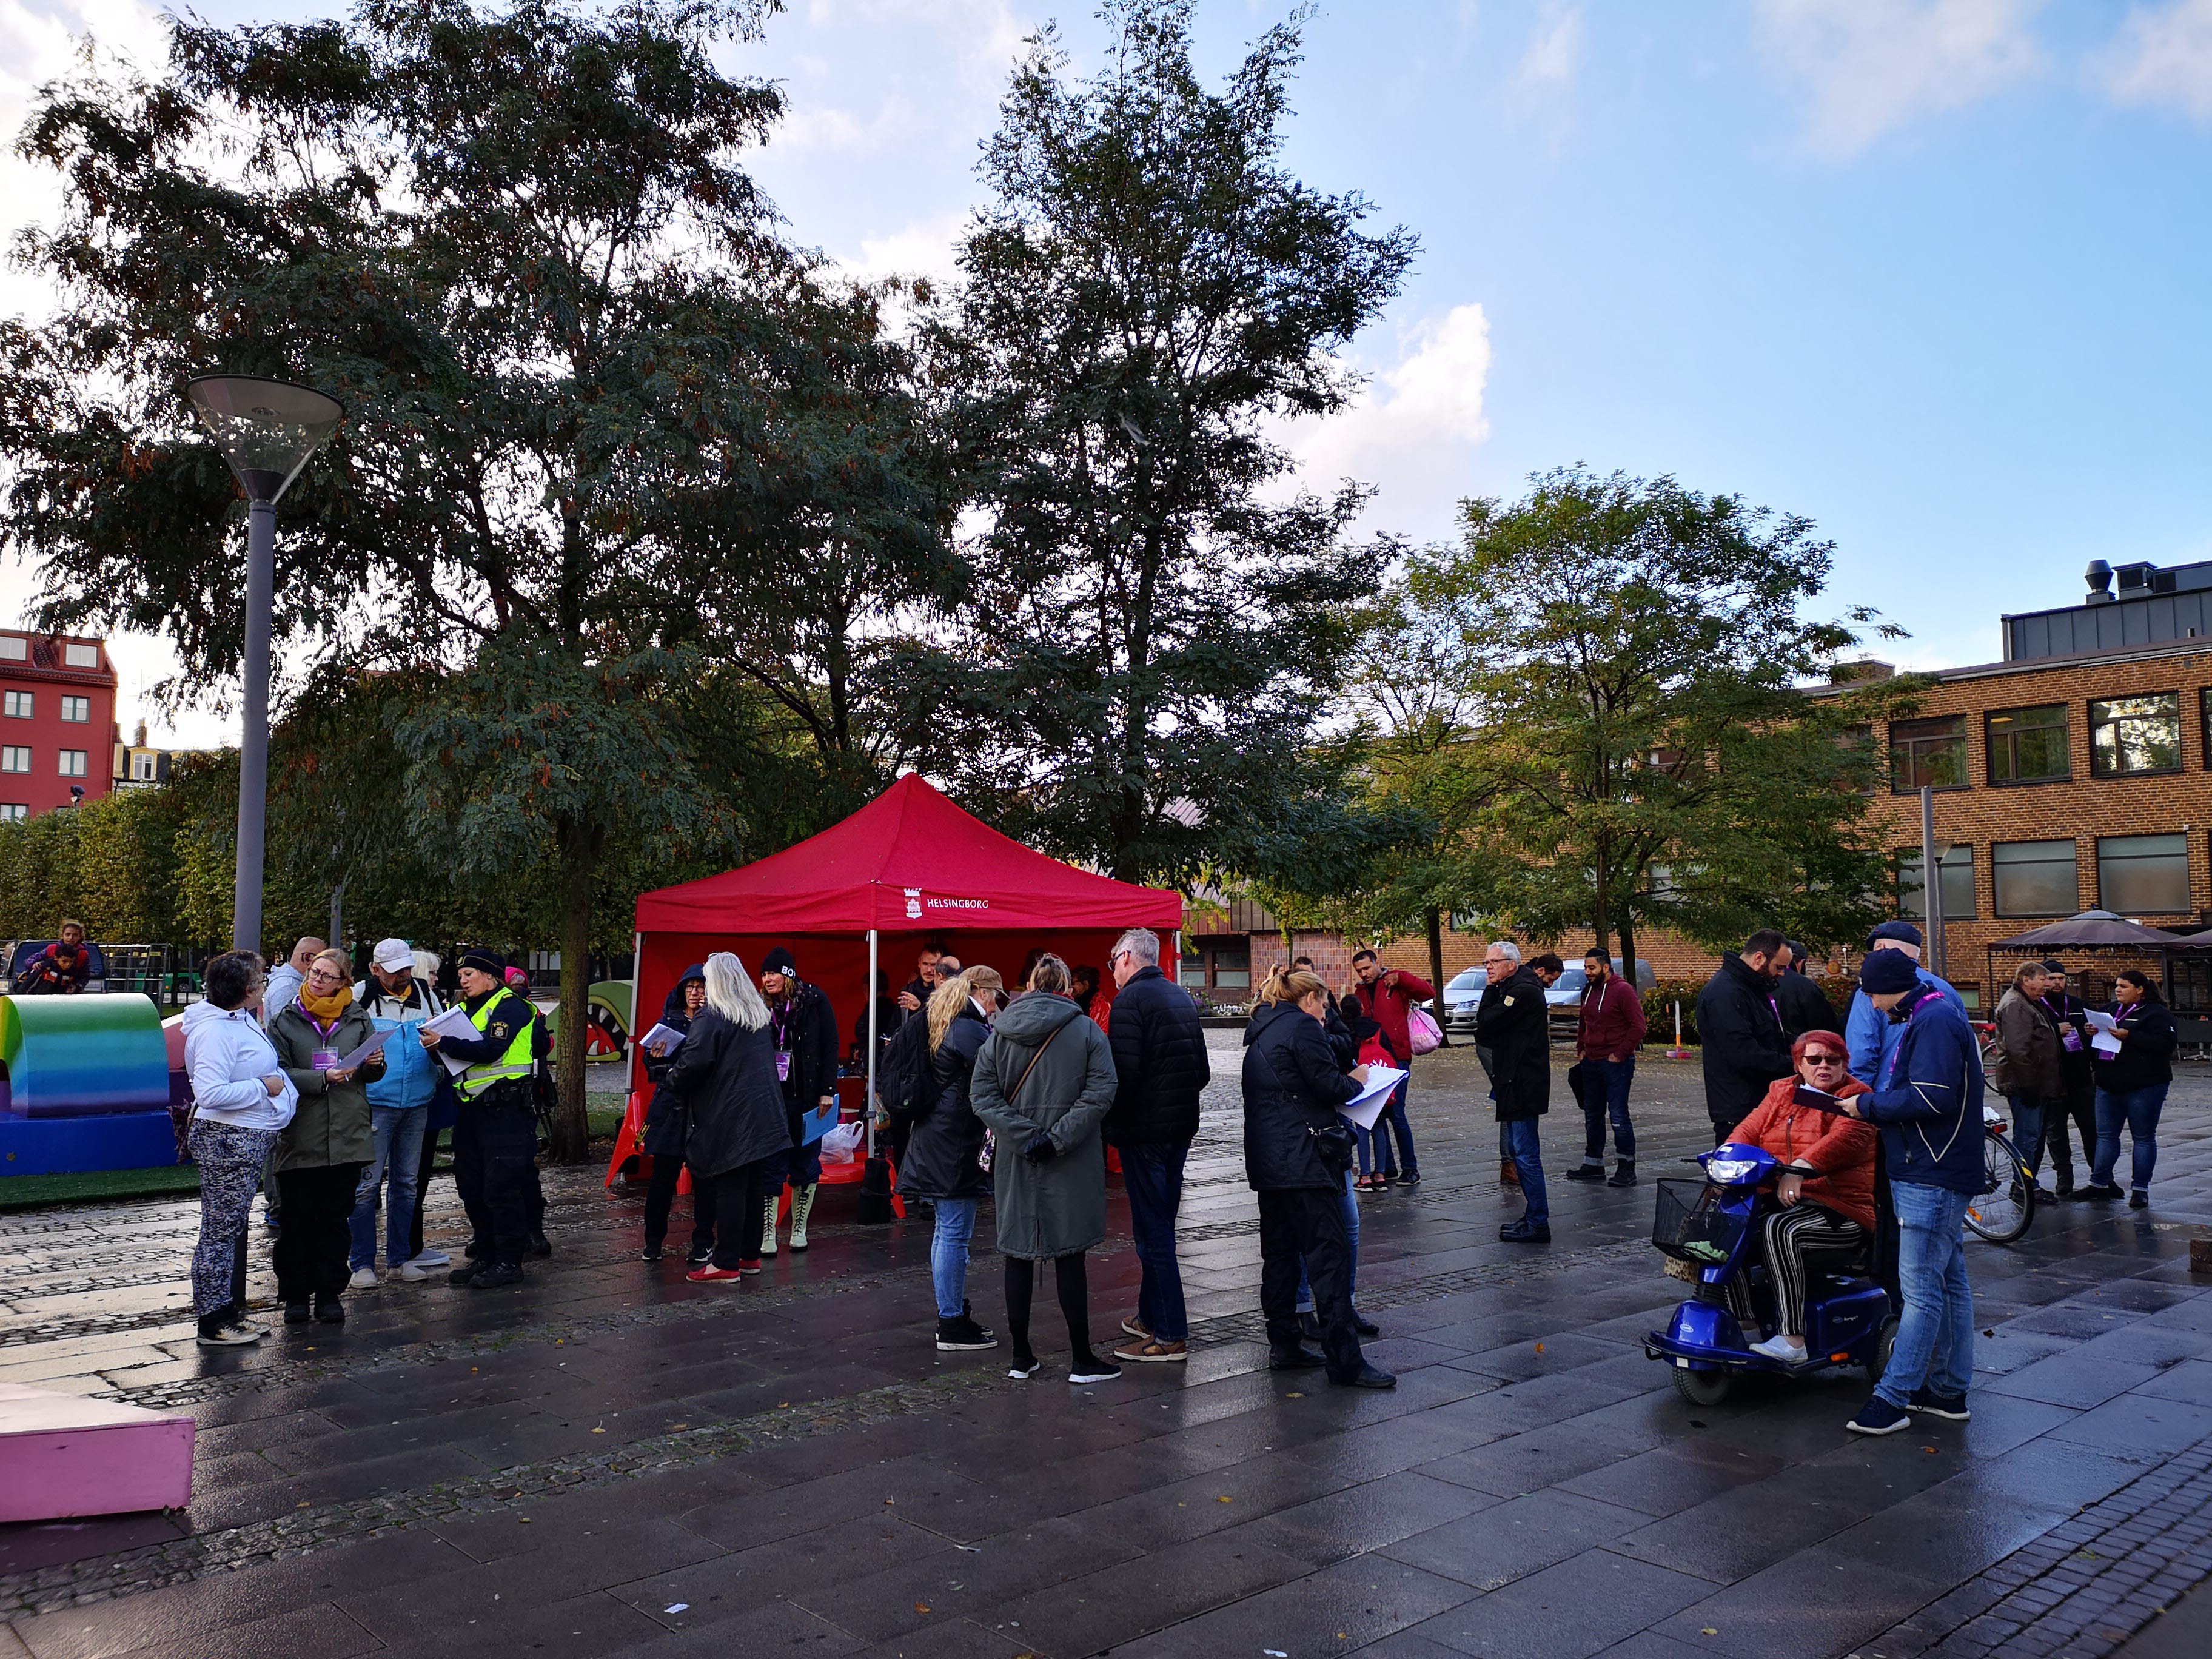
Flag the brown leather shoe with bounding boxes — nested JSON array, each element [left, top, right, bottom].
[[1500, 1158, 1520, 1187]]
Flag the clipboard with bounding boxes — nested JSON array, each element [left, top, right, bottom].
[[799, 1101, 840, 1145], [1339, 1065, 1407, 1131]]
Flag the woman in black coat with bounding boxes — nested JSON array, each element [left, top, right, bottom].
[[662, 954, 794, 1281], [639, 964, 711, 1263], [1241, 967, 1393, 1391], [896, 965, 1005, 1352], [2086, 969, 2179, 1207]]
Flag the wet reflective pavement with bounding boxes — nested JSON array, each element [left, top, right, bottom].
[[2, 1036, 2210, 1658]]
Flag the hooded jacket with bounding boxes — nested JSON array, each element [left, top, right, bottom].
[[1349, 968, 1438, 1065], [662, 1007, 791, 1181], [973, 992, 1117, 1259], [1696, 954, 1793, 1125], [1857, 984, 1986, 1194], [269, 996, 383, 1171], [641, 965, 706, 1157], [1575, 972, 1648, 1061], [354, 974, 446, 1112], [1104, 965, 1210, 1147], [1240, 1000, 1359, 1192], [1476, 967, 1550, 1121], [182, 999, 298, 1134], [896, 1002, 994, 1201]]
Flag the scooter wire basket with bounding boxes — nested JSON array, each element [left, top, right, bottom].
[[1652, 1179, 1745, 1267]]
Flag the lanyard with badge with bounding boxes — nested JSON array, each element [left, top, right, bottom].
[[308, 1011, 340, 1073], [771, 1004, 792, 1082]]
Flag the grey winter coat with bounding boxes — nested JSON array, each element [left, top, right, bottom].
[[971, 993, 1117, 1261], [269, 999, 383, 1173]]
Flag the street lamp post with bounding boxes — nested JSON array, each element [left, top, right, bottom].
[[183, 376, 345, 955], [1919, 784, 1950, 982]]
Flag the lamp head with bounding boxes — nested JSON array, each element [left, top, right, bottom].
[[184, 375, 344, 504]]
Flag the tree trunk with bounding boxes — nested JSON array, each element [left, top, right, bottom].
[[1590, 845, 1610, 964], [549, 815, 598, 1162], [1618, 913, 1640, 1007]]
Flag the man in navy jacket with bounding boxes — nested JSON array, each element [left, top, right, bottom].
[[1840, 948, 1983, 1437]]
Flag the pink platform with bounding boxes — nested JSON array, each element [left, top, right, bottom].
[[0, 1381, 195, 1522]]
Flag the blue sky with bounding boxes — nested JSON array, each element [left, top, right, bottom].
[[5, 0, 2212, 740]]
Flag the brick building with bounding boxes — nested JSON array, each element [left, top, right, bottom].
[[1184, 558, 2212, 1008], [0, 631, 118, 819]]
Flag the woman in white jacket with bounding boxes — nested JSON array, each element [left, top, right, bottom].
[[184, 951, 298, 1346]]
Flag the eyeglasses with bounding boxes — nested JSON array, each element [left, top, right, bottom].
[[307, 970, 345, 986]]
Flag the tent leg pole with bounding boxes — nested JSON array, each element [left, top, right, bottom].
[[866, 928, 879, 1158]]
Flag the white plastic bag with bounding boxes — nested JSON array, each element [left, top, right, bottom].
[[820, 1119, 865, 1163]]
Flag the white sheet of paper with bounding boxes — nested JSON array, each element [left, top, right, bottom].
[[328, 1025, 395, 1074], [1339, 1065, 1407, 1131], [640, 1022, 686, 1056], [2083, 1010, 2119, 1032], [418, 1004, 480, 1076], [2091, 1030, 2123, 1056]]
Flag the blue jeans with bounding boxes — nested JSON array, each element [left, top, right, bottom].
[[931, 1196, 980, 1319], [2093, 1084, 2167, 1191], [1877, 1180, 1975, 1408], [348, 1106, 428, 1270], [1356, 1076, 1417, 1177], [2004, 1094, 2048, 1179], [1581, 1057, 1637, 1161], [1120, 1142, 1190, 1342], [1503, 1118, 1547, 1224], [1296, 1167, 1359, 1311]]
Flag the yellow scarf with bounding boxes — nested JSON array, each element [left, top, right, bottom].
[[297, 982, 354, 1024]]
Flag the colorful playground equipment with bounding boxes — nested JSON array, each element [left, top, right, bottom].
[[0, 991, 176, 1175]]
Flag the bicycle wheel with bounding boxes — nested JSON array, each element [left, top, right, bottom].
[[1964, 1128, 2034, 1244]]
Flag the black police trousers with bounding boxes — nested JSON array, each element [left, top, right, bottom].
[[1257, 1187, 1364, 1382], [454, 1084, 539, 1267]]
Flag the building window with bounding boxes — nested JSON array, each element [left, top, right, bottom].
[[58, 749, 86, 777], [1986, 704, 2069, 785], [2097, 834, 2191, 915], [2089, 694, 2181, 777], [1891, 715, 1969, 791], [2, 691, 29, 719], [135, 755, 157, 780], [0, 804, 24, 822], [0, 746, 28, 774], [0, 637, 24, 660], [59, 695, 89, 723], [62, 643, 98, 668], [1899, 845, 1977, 920], [1178, 954, 1207, 989], [1993, 839, 2080, 917]]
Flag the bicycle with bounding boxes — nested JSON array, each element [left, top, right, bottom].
[[1964, 1105, 2035, 1244]]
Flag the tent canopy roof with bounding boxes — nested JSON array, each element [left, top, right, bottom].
[[635, 773, 1184, 936], [1988, 910, 2202, 951]]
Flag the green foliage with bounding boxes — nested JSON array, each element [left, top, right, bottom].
[[905, 0, 1415, 885]]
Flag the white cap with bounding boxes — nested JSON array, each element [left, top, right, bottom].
[[372, 937, 415, 973]]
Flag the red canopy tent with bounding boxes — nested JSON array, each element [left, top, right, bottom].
[[614, 774, 1184, 1185]]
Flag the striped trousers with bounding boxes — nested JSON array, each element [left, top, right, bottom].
[[1728, 1202, 1869, 1338]]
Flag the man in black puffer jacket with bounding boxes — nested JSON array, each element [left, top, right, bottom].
[[1104, 928, 1211, 1364], [1695, 930, 1795, 1145]]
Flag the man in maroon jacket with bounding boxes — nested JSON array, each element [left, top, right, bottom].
[[1565, 949, 1648, 1187], [1348, 949, 1437, 1187]]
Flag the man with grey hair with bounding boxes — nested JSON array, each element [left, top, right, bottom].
[[1105, 927, 1210, 1362], [1476, 939, 1552, 1242]]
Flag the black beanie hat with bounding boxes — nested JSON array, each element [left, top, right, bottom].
[[762, 947, 798, 977], [461, 948, 504, 977], [1858, 951, 1920, 996]]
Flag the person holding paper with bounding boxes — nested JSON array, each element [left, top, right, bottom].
[[1241, 967, 1394, 1389], [269, 949, 386, 1324], [347, 939, 447, 1287], [638, 964, 714, 1262], [2037, 962, 2099, 1198], [663, 953, 793, 1281], [2084, 969, 2176, 1208], [1477, 943, 1553, 1244], [421, 950, 541, 1289], [1724, 1032, 1878, 1365]]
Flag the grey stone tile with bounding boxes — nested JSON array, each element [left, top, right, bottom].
[[1399, 1550, 1712, 1658], [1382, 1488, 1651, 1591]]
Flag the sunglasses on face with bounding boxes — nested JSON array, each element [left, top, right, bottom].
[[1803, 1052, 1847, 1067]]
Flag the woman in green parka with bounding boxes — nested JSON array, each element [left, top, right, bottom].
[[269, 948, 386, 1324]]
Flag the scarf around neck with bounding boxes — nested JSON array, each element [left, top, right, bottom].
[[297, 982, 354, 1025]]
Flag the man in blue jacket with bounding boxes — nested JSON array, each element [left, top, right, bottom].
[[1846, 921, 1965, 1087], [347, 939, 448, 1284], [1841, 949, 1984, 1436]]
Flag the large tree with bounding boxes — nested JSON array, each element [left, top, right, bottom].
[[908, 0, 1415, 885], [1375, 468, 1919, 972], [0, 0, 940, 1155]]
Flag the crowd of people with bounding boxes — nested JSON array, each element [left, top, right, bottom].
[[163, 911, 2178, 1430]]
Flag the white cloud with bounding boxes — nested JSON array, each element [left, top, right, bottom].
[[2103, 0, 2212, 121], [1289, 304, 1494, 542], [1508, 2, 1582, 120], [1751, 0, 2043, 153]]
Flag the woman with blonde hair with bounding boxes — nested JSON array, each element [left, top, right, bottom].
[[973, 953, 1120, 1381], [663, 953, 791, 1281], [269, 948, 386, 1324], [897, 965, 1004, 1350]]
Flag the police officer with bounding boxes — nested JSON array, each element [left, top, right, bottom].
[[422, 948, 540, 1288]]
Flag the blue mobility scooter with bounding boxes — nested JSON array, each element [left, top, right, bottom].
[[1644, 1142, 1898, 1408]]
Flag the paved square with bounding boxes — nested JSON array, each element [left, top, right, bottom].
[[2, 1036, 2209, 1658]]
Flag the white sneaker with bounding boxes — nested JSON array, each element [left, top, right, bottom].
[[407, 1248, 451, 1268], [348, 1266, 378, 1290], [1750, 1334, 1808, 1363], [395, 1261, 429, 1282]]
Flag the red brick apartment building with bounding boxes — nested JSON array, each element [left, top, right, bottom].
[[0, 631, 118, 819], [1182, 558, 2212, 1009]]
